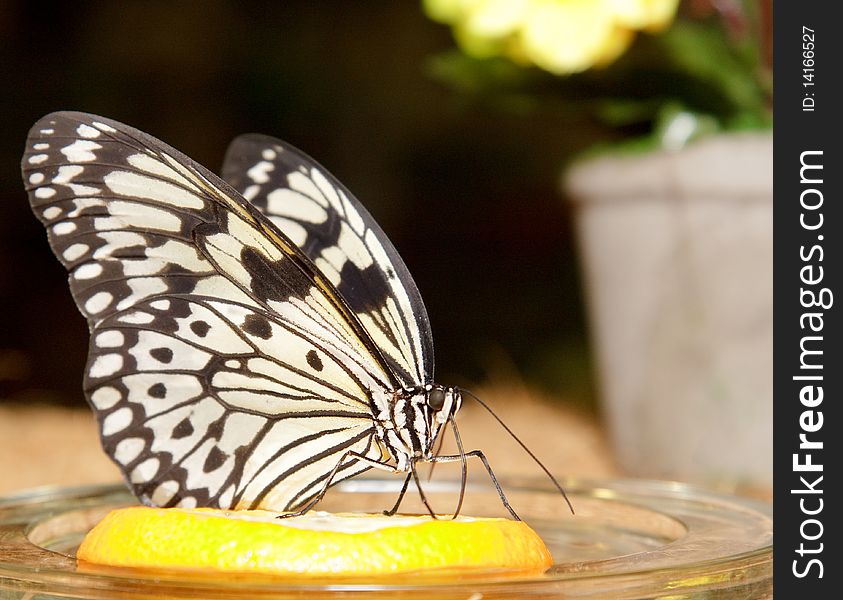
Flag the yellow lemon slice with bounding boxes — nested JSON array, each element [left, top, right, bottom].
[[76, 506, 553, 577]]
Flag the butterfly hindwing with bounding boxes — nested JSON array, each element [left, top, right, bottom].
[[22, 112, 396, 511], [222, 135, 434, 388]]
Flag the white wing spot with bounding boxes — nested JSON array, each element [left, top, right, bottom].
[[225, 359, 241, 369], [34, 187, 56, 199], [89, 353, 124, 378], [77, 123, 101, 138], [269, 216, 308, 247], [318, 245, 347, 273], [90, 386, 122, 410], [218, 484, 235, 508], [60, 140, 101, 162], [33, 143, 49, 150], [143, 240, 208, 274], [114, 437, 145, 464], [53, 165, 100, 195], [151, 480, 179, 505], [92, 121, 117, 132], [177, 496, 197, 508], [261, 148, 277, 160], [314, 257, 342, 286], [341, 190, 366, 235], [102, 406, 134, 436], [85, 291, 113, 314], [52, 221, 77, 235], [312, 168, 344, 217], [266, 189, 328, 224], [66, 182, 100, 195], [247, 160, 274, 184], [74, 263, 103, 280], [28, 154, 48, 164], [29, 173, 45, 185], [151, 299, 171, 310], [62, 243, 89, 261], [338, 223, 374, 270], [288, 171, 329, 208], [95, 330, 125, 348], [95, 201, 183, 233], [69, 197, 106, 217], [40, 128, 55, 134], [243, 184, 259, 200], [94, 231, 146, 257], [104, 171, 205, 209], [126, 153, 191, 186], [53, 165, 83, 181], [130, 457, 160, 483], [115, 277, 168, 311], [42, 206, 61, 219], [118, 311, 155, 325]]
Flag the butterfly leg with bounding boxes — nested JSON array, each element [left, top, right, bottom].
[[278, 451, 401, 519], [381, 462, 441, 519], [409, 458, 440, 519], [427, 450, 520, 520], [382, 472, 412, 516]]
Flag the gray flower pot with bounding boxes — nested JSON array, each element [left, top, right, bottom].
[[565, 132, 772, 490]]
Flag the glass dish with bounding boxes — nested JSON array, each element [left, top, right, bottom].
[[0, 477, 771, 599]]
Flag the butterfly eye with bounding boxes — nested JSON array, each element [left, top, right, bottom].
[[428, 388, 446, 411]]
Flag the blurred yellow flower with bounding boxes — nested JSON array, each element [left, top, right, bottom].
[[424, 0, 680, 74]]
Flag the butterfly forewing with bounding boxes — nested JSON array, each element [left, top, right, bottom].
[[22, 112, 397, 511], [222, 135, 434, 388]]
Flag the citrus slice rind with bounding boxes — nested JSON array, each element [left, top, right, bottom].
[[76, 506, 553, 577]]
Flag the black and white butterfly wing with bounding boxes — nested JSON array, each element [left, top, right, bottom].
[[22, 112, 396, 511], [222, 135, 434, 388]]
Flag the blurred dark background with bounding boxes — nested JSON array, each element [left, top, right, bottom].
[[0, 1, 597, 408]]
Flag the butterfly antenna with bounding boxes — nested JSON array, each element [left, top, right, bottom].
[[459, 387, 574, 514], [448, 414, 467, 519]]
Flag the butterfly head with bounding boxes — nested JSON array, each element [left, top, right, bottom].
[[425, 384, 462, 438], [387, 385, 461, 463]]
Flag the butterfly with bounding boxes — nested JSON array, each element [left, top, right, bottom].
[[22, 112, 569, 518]]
